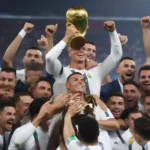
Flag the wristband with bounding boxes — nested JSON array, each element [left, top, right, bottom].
[[18, 29, 26, 38]]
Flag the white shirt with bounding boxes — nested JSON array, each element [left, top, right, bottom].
[[0, 132, 10, 149], [132, 141, 150, 150], [16, 69, 25, 83], [132, 141, 142, 150], [113, 129, 133, 150], [94, 106, 113, 150], [8, 113, 62, 150], [65, 136, 103, 150], [46, 30, 122, 97], [118, 78, 123, 93], [144, 141, 150, 150]]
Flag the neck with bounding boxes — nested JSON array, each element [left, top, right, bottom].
[[118, 76, 124, 85], [70, 92, 85, 99], [82, 140, 98, 147], [129, 127, 133, 134], [70, 61, 85, 70], [140, 140, 149, 147], [127, 104, 138, 112], [15, 114, 22, 124]]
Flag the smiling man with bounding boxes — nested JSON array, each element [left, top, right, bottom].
[[106, 93, 125, 119], [100, 57, 136, 103], [46, 20, 122, 97], [61, 72, 119, 150], [120, 80, 144, 120], [0, 100, 16, 149]]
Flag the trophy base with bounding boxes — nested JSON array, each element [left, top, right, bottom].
[[70, 36, 86, 49]]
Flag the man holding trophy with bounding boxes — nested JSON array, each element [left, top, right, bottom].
[[46, 6, 123, 98]]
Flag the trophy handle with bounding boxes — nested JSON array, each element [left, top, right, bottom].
[[70, 34, 86, 49]]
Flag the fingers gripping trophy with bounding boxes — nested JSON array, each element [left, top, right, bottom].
[[66, 6, 88, 49]]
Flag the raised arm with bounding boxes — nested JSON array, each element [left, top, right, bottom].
[[45, 23, 79, 76], [3, 22, 34, 67], [99, 21, 123, 81], [46, 24, 58, 52], [92, 94, 120, 130], [141, 16, 150, 65], [63, 101, 83, 141], [10, 101, 51, 147]]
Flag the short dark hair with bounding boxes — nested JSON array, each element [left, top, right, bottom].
[[138, 65, 150, 77], [34, 77, 53, 95], [0, 99, 15, 111], [77, 116, 99, 143], [29, 97, 49, 118], [134, 117, 150, 140], [14, 92, 34, 105], [34, 77, 51, 87], [119, 57, 134, 64], [123, 80, 140, 90], [107, 92, 124, 103], [127, 110, 143, 118], [1, 67, 16, 76], [27, 46, 41, 51], [67, 72, 83, 83], [85, 41, 95, 46], [144, 93, 150, 103], [26, 62, 44, 72]]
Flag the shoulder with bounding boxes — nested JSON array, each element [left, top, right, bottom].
[[16, 69, 25, 74], [65, 136, 83, 149], [101, 80, 119, 90]]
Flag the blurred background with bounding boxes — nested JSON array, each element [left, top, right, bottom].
[[1, 0, 150, 79]]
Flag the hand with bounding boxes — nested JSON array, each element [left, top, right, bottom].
[[23, 22, 34, 33], [53, 93, 70, 108], [63, 23, 79, 43], [68, 93, 82, 106], [104, 21, 115, 32], [67, 101, 84, 117], [37, 101, 51, 119], [118, 33, 128, 46], [37, 35, 48, 50], [141, 16, 150, 29], [85, 59, 98, 70], [45, 24, 58, 37]]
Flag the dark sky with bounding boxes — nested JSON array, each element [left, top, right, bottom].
[[1, 0, 150, 17]]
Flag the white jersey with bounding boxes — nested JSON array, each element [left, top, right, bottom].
[[112, 129, 133, 150], [66, 136, 103, 150], [46, 30, 122, 97], [16, 69, 25, 83], [0, 132, 10, 149], [132, 141, 150, 150], [8, 113, 62, 150]]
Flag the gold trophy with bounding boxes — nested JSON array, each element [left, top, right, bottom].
[[66, 6, 88, 49], [72, 95, 96, 125]]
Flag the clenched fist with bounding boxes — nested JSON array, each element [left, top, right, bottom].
[[37, 35, 48, 50], [104, 21, 115, 32], [141, 16, 150, 29], [23, 22, 34, 33], [45, 24, 58, 37]]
